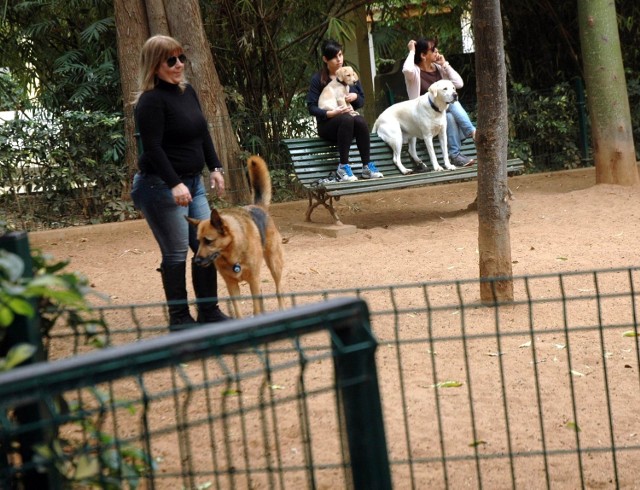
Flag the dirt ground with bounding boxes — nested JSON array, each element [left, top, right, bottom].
[[28, 167, 640, 488], [30, 167, 640, 304]]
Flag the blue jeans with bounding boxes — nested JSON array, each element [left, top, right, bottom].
[[131, 172, 210, 266], [446, 101, 476, 157]]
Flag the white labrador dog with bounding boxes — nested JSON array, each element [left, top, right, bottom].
[[373, 79, 458, 174], [318, 66, 359, 116]]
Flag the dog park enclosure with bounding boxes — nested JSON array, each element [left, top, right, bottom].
[[3, 167, 640, 488]]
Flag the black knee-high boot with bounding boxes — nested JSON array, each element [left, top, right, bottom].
[[191, 260, 229, 323], [159, 262, 196, 330]]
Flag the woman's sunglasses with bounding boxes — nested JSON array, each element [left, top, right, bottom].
[[166, 54, 187, 67]]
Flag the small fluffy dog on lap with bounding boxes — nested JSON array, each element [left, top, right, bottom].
[[318, 66, 360, 116]]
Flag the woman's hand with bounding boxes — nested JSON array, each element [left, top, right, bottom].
[[210, 170, 226, 197], [329, 105, 353, 118], [171, 183, 192, 207], [344, 92, 357, 103], [435, 52, 448, 67]]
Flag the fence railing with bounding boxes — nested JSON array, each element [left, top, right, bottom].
[[0, 297, 391, 490]]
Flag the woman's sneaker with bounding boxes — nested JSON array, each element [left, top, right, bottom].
[[450, 153, 476, 167], [362, 162, 383, 179], [336, 164, 358, 182]]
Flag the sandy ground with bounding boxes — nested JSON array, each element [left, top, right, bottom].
[[30, 167, 640, 304]]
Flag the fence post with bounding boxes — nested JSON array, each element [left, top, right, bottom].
[[333, 302, 392, 490], [0, 231, 54, 489], [573, 77, 592, 166]]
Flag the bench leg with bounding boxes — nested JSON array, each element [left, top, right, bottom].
[[306, 190, 343, 226]]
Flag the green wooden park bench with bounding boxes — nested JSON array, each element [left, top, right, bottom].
[[282, 134, 525, 225]]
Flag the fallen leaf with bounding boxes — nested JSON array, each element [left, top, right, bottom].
[[433, 380, 463, 388], [469, 440, 487, 447], [519, 341, 531, 348], [566, 421, 581, 432]]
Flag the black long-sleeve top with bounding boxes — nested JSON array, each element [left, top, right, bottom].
[[135, 79, 222, 189]]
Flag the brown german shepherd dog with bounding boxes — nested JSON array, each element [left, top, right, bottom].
[[186, 155, 284, 318]]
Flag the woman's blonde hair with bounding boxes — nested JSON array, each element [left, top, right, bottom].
[[131, 35, 187, 105]]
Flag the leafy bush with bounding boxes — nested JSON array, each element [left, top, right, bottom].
[[0, 110, 135, 228], [626, 75, 640, 160], [0, 240, 152, 487], [508, 83, 582, 171]]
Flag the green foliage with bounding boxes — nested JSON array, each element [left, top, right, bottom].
[[0, 244, 104, 375], [0, 247, 103, 341], [0, 70, 30, 111], [34, 389, 156, 489], [0, 0, 119, 114], [626, 75, 640, 159], [508, 83, 582, 171], [0, 245, 151, 487], [370, 0, 472, 66], [0, 110, 133, 228], [270, 167, 304, 203]]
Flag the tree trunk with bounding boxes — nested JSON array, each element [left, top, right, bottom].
[[114, 0, 249, 205], [578, 0, 638, 185], [144, 0, 169, 34], [165, 0, 249, 203], [113, 0, 149, 198], [473, 0, 514, 303]]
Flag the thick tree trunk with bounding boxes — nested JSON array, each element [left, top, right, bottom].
[[473, 0, 514, 303], [113, 0, 149, 198], [578, 0, 638, 185], [144, 0, 169, 34], [165, 0, 249, 203], [115, 0, 249, 205]]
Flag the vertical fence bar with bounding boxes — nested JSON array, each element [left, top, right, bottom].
[[333, 302, 392, 490], [0, 231, 55, 488], [574, 77, 592, 166]]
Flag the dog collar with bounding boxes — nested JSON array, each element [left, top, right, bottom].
[[428, 96, 441, 113]]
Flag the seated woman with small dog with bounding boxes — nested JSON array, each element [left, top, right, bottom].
[[403, 38, 477, 167], [306, 39, 383, 182]]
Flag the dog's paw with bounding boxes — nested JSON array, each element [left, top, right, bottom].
[[402, 168, 414, 175], [432, 165, 445, 172]]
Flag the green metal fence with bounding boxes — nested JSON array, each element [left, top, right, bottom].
[[2, 239, 640, 488], [0, 297, 391, 489]]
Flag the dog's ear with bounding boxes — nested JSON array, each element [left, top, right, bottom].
[[335, 67, 345, 82], [429, 83, 438, 98], [352, 69, 359, 82], [210, 209, 225, 235], [185, 216, 200, 227]]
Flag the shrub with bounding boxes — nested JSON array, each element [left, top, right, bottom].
[[0, 110, 135, 229], [508, 83, 582, 171]]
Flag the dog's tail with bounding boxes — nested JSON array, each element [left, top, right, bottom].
[[247, 155, 272, 209]]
